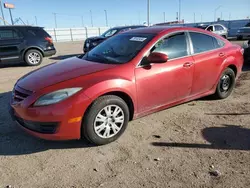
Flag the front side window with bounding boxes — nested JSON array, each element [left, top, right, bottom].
[[0, 29, 19, 40], [152, 32, 188, 60], [83, 33, 155, 64], [101, 29, 117, 38], [189, 32, 222, 54], [206, 26, 214, 32]]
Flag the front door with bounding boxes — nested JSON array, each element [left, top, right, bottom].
[[135, 32, 194, 113], [0, 28, 23, 63]]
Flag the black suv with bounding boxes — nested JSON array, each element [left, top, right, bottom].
[[0, 26, 56, 66], [83, 25, 146, 52]]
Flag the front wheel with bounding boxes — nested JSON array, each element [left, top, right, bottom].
[[82, 95, 129, 145], [213, 68, 235, 99]]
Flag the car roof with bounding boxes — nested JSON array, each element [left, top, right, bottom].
[[125, 26, 224, 36], [125, 26, 186, 34], [111, 25, 146, 30], [0, 25, 42, 29]]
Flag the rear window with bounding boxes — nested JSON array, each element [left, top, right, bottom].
[[27, 28, 50, 37], [245, 22, 250, 27]]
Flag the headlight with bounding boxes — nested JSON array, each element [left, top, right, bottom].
[[92, 42, 98, 46], [34, 88, 82, 106], [86, 43, 90, 48], [237, 30, 241, 33]]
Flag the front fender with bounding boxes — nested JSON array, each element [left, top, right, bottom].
[[83, 78, 137, 113]]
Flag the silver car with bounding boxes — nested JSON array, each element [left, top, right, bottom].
[[196, 24, 228, 39], [237, 22, 250, 40]]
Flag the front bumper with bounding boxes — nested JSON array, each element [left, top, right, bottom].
[[9, 91, 91, 140]]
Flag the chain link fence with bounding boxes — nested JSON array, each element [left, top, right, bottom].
[[44, 27, 110, 42]]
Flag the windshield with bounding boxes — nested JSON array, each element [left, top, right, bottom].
[[101, 29, 118, 38], [83, 33, 155, 64]]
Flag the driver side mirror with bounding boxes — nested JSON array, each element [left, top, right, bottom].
[[147, 52, 168, 64]]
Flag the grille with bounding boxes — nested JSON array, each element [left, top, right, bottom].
[[13, 86, 33, 103], [15, 116, 58, 134]]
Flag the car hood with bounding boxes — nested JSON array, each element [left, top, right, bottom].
[[239, 27, 250, 31], [17, 57, 116, 91], [87, 36, 106, 42]]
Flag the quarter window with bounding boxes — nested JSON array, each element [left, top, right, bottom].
[[0, 29, 19, 40], [189, 32, 222, 54], [215, 25, 224, 31], [152, 32, 188, 60]]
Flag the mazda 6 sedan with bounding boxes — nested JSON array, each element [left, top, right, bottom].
[[10, 26, 244, 145]]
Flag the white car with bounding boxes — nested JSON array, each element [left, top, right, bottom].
[[196, 24, 228, 39]]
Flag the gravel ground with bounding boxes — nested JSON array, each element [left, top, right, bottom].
[[0, 40, 250, 188]]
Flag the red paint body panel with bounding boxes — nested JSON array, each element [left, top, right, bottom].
[[10, 27, 244, 140]]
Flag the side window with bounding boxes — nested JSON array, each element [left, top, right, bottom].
[[215, 25, 224, 31], [190, 32, 219, 53], [206, 26, 214, 32], [0, 29, 20, 40], [152, 32, 188, 60], [27, 29, 37, 36]]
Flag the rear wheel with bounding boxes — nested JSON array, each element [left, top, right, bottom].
[[24, 49, 43, 66], [222, 35, 227, 39], [82, 95, 129, 145], [213, 68, 235, 99]]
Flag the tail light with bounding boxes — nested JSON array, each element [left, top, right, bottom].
[[45, 37, 53, 44]]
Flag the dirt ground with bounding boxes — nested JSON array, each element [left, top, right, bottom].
[[0, 41, 250, 188]]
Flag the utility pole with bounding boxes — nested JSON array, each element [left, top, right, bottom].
[[178, 0, 181, 22], [163, 12, 166, 22], [220, 12, 223, 20], [104, 10, 108, 27], [9, 9, 13, 25], [0, 0, 5, 25], [176, 12, 178, 21], [193, 13, 196, 23], [138, 12, 141, 24], [90, 10, 93, 27], [147, 0, 150, 26], [53, 13, 57, 28], [35, 16, 37, 26], [214, 5, 222, 21], [81, 16, 84, 27], [200, 14, 203, 22]]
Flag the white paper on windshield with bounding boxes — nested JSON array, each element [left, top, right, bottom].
[[130, 37, 147, 42]]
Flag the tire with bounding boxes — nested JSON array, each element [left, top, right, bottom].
[[24, 49, 43, 66], [82, 95, 129, 145], [237, 36, 243, 40], [213, 68, 235, 99]]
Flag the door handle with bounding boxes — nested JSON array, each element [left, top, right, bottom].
[[183, 62, 193, 68], [219, 53, 225, 57]]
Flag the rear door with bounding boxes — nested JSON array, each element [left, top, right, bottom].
[[188, 32, 226, 95], [0, 28, 24, 63]]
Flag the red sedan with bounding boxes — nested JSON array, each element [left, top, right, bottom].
[[10, 26, 244, 145]]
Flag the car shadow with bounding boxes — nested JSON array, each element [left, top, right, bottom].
[[49, 54, 83, 60], [0, 61, 26, 69], [0, 91, 93, 156], [151, 124, 250, 151]]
